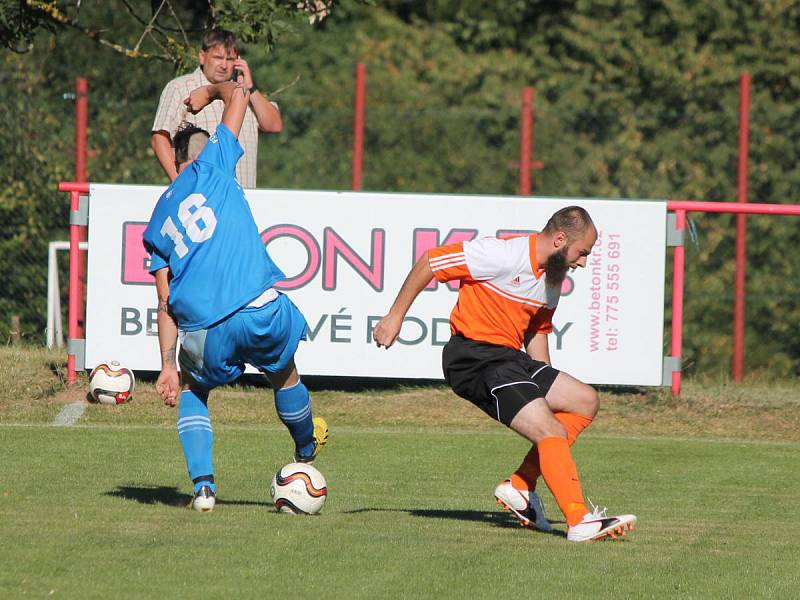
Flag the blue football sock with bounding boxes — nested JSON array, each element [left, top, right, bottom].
[[274, 380, 315, 459], [177, 389, 216, 494]]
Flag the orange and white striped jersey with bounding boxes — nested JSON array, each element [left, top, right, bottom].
[[428, 234, 560, 350]]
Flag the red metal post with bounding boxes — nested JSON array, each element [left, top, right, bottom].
[[75, 78, 89, 338], [352, 63, 365, 191], [667, 200, 800, 216], [733, 72, 750, 381], [68, 189, 81, 384], [671, 209, 687, 394], [667, 199, 800, 395], [519, 87, 532, 196], [76, 78, 88, 182], [60, 182, 90, 385], [516, 87, 544, 195]]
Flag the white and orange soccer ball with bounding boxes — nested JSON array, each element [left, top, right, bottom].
[[88, 361, 135, 405], [270, 462, 328, 515]]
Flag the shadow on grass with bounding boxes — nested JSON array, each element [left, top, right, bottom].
[[105, 485, 272, 508], [344, 507, 565, 537], [596, 384, 649, 396], [131, 370, 448, 393]]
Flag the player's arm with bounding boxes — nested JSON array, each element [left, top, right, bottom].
[[184, 81, 250, 138], [154, 267, 180, 407], [234, 57, 282, 133], [151, 131, 178, 181], [373, 253, 435, 349], [525, 330, 551, 365]]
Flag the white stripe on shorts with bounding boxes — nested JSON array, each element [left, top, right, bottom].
[[489, 380, 540, 424]]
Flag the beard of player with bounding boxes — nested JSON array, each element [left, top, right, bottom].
[[545, 245, 569, 286]]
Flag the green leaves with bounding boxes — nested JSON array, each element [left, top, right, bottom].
[[2, 0, 800, 374]]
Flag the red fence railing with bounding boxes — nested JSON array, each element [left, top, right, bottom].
[[666, 199, 800, 394]]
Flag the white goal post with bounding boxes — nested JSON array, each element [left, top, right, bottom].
[[47, 241, 87, 349]]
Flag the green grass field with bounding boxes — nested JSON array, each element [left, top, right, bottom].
[[1, 347, 799, 598]]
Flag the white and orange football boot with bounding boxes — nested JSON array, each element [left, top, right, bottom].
[[494, 479, 552, 532], [567, 503, 636, 542]]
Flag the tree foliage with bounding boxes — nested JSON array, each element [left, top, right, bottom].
[[2, 0, 799, 377], [0, 0, 339, 67]]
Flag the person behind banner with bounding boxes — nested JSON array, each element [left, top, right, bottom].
[[151, 28, 282, 188], [143, 79, 326, 513], [372, 206, 636, 542]]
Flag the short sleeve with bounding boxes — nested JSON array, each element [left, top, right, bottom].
[[148, 252, 168, 274], [152, 80, 184, 137], [197, 122, 243, 176], [527, 306, 555, 335], [428, 242, 470, 282], [142, 236, 168, 274], [462, 237, 515, 281]]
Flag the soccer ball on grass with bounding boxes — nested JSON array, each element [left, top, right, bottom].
[[270, 462, 328, 515], [88, 360, 135, 405]]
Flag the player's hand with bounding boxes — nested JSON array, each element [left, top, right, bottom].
[[184, 86, 212, 114], [373, 313, 403, 349], [156, 367, 180, 407], [233, 58, 253, 89]]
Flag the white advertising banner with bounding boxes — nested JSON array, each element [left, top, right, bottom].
[[85, 184, 667, 385]]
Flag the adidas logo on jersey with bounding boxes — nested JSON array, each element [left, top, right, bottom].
[[510, 275, 521, 286]]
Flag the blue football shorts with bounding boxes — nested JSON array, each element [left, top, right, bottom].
[[178, 292, 308, 389]]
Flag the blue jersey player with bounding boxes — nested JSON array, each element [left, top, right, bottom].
[[143, 79, 328, 512]]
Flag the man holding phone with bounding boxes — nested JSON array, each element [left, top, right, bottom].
[[151, 28, 282, 188]]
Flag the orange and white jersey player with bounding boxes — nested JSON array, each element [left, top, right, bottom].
[[373, 205, 637, 542]]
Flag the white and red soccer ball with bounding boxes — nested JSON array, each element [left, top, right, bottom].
[[270, 462, 328, 515], [88, 360, 135, 405]]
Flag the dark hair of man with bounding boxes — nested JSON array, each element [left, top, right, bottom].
[[201, 28, 239, 54], [173, 123, 209, 165], [542, 206, 595, 242]]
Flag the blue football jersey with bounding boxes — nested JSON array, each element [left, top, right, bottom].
[[143, 123, 284, 331]]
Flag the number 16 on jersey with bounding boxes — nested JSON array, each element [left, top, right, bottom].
[[160, 193, 218, 258]]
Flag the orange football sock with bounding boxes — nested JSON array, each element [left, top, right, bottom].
[[510, 446, 541, 491], [537, 436, 588, 526], [510, 412, 593, 492], [555, 411, 593, 445]]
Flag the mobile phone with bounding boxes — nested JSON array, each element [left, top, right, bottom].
[[232, 68, 242, 82]]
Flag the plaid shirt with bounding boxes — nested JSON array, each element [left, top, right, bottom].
[[152, 68, 264, 188]]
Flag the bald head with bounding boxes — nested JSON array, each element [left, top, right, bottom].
[[542, 206, 596, 242]]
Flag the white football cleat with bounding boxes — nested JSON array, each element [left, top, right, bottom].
[[494, 479, 553, 532], [567, 502, 636, 542], [190, 485, 216, 513]]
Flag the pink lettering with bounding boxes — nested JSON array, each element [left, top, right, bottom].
[[121, 222, 154, 285], [496, 229, 536, 239], [262, 225, 321, 290], [323, 227, 385, 291], [561, 275, 574, 296], [413, 228, 477, 290]]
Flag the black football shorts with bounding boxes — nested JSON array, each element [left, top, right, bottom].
[[442, 334, 560, 427]]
